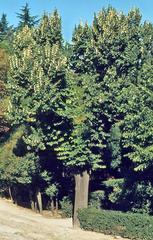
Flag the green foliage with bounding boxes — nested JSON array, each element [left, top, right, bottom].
[[130, 181, 153, 214], [0, 13, 14, 49], [45, 184, 58, 198], [0, 48, 9, 138], [78, 208, 153, 240], [8, 11, 66, 149], [0, 14, 9, 38], [12, 153, 39, 185], [7, 10, 66, 204], [60, 196, 73, 218], [35, 10, 62, 47], [2, 6, 153, 215], [71, 22, 93, 73], [89, 190, 105, 209], [122, 60, 153, 172], [89, 8, 153, 198], [0, 127, 40, 187], [103, 179, 153, 214], [103, 178, 124, 205], [56, 72, 106, 171], [108, 124, 122, 169]]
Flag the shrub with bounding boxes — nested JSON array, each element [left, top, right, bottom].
[[89, 190, 105, 209], [60, 196, 72, 218], [78, 208, 153, 240], [103, 179, 153, 214]]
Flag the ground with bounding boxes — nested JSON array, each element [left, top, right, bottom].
[[0, 198, 128, 240]]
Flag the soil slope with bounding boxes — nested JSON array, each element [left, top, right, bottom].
[[0, 198, 127, 240]]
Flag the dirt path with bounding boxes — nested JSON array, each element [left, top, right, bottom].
[[0, 198, 127, 240]]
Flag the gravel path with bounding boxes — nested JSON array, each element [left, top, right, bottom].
[[0, 198, 127, 240]]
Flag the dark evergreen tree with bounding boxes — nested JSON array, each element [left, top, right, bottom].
[[0, 13, 14, 44], [0, 14, 8, 35], [17, 3, 39, 29]]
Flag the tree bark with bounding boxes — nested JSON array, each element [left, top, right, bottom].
[[36, 188, 43, 214], [34, 201, 38, 212], [50, 197, 55, 215], [55, 197, 58, 214], [29, 190, 35, 211], [73, 170, 89, 228], [8, 186, 14, 203], [13, 186, 17, 205]]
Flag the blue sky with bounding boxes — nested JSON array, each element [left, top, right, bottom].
[[0, 0, 153, 41]]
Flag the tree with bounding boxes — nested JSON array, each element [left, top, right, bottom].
[[0, 13, 14, 53], [63, 21, 108, 227], [8, 11, 66, 211], [90, 8, 153, 212], [68, 7, 153, 220], [56, 71, 106, 227], [0, 14, 9, 39], [0, 48, 9, 139], [17, 3, 39, 29]]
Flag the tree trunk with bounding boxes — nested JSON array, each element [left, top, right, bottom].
[[13, 186, 17, 205], [34, 201, 38, 212], [29, 190, 35, 211], [50, 197, 55, 215], [8, 186, 14, 203], [55, 197, 58, 215], [36, 188, 43, 214], [73, 170, 90, 228]]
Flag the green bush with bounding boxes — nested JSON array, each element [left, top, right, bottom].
[[78, 208, 153, 240], [60, 196, 72, 218], [89, 190, 105, 209], [103, 179, 153, 214]]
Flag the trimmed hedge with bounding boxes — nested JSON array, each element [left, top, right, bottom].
[[78, 208, 153, 240]]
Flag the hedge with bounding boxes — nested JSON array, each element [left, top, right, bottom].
[[78, 208, 153, 240]]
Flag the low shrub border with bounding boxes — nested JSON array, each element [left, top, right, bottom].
[[78, 208, 153, 240]]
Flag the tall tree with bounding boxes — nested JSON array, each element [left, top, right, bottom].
[[0, 48, 9, 139], [65, 21, 107, 227], [8, 11, 66, 210], [68, 7, 153, 222], [56, 71, 106, 227], [0, 13, 14, 47], [90, 8, 153, 212], [0, 14, 8, 37]]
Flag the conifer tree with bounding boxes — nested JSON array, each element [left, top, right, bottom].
[[0, 14, 8, 36], [17, 3, 39, 29], [0, 13, 14, 44]]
